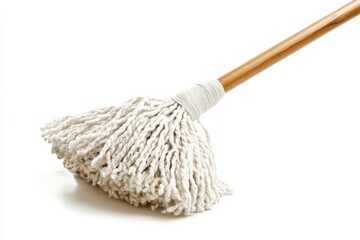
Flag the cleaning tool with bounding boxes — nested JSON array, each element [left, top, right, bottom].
[[42, 1, 360, 215]]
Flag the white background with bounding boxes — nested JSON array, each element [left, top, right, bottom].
[[1, 0, 359, 239]]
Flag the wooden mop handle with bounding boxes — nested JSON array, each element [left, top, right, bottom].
[[219, 0, 360, 92]]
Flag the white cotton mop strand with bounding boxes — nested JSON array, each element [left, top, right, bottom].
[[42, 0, 360, 215], [42, 80, 231, 215]]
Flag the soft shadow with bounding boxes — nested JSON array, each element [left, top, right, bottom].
[[61, 176, 186, 219]]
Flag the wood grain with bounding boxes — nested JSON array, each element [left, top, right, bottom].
[[219, 0, 360, 92]]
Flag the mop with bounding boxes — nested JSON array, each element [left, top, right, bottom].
[[42, 1, 360, 215]]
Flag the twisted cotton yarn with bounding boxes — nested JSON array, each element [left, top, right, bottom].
[[42, 80, 230, 215]]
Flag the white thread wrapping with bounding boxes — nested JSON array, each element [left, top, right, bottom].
[[172, 79, 225, 120]]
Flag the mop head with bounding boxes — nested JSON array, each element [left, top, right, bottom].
[[42, 80, 231, 215]]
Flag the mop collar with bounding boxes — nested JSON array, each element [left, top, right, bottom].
[[172, 79, 225, 120]]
